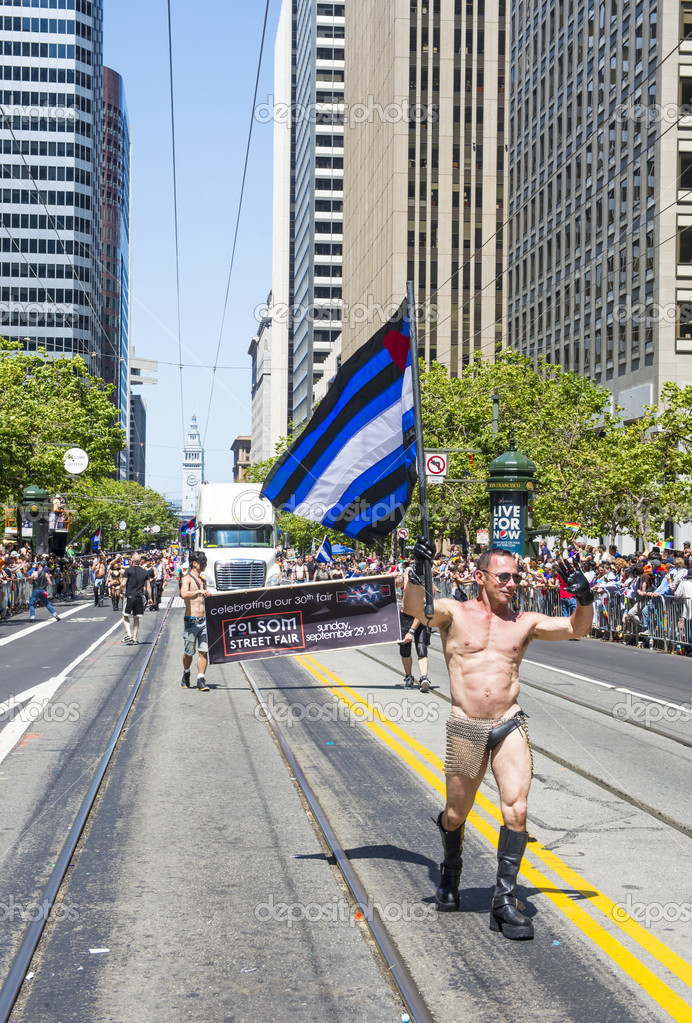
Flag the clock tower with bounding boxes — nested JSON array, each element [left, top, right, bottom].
[[182, 414, 204, 516]]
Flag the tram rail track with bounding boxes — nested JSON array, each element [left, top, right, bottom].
[[356, 646, 692, 839], [241, 658, 437, 1023], [0, 595, 175, 1023]]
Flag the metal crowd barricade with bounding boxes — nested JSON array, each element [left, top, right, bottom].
[[0, 563, 94, 621], [0, 580, 11, 617], [422, 573, 692, 655], [0, 576, 32, 618], [514, 586, 560, 616], [588, 590, 692, 652]]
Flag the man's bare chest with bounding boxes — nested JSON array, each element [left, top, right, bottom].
[[445, 608, 532, 657]]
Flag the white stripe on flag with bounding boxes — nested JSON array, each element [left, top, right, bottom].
[[294, 368, 412, 521]]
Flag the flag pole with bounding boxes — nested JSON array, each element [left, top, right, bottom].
[[406, 281, 434, 619]]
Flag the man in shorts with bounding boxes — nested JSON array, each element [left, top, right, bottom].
[[92, 552, 107, 607], [121, 552, 153, 646], [398, 611, 432, 692], [396, 563, 432, 691], [180, 550, 212, 692], [403, 541, 593, 940]]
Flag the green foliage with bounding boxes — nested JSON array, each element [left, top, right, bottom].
[[588, 383, 692, 546], [0, 338, 125, 505], [67, 478, 180, 551], [242, 352, 692, 553], [414, 351, 617, 546]]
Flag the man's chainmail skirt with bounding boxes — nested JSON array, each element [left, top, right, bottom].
[[444, 712, 533, 779]]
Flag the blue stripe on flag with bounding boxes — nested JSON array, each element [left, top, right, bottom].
[[265, 349, 397, 500], [281, 376, 408, 510], [340, 479, 412, 539], [321, 447, 407, 527], [316, 537, 333, 563]]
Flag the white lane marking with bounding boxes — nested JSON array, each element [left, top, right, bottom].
[[0, 618, 122, 766], [171, 596, 184, 608], [0, 603, 90, 647], [522, 659, 617, 689], [521, 659, 691, 713]]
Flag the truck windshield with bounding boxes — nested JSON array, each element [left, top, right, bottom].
[[204, 526, 274, 548]]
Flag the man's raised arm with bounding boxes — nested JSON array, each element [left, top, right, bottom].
[[402, 537, 453, 629], [532, 557, 594, 641]]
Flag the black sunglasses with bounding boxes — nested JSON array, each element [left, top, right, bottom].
[[480, 569, 522, 585]]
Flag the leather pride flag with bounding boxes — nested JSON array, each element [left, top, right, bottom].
[[261, 301, 417, 542]]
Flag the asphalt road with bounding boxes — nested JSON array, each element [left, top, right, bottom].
[[1, 601, 690, 1023], [0, 595, 165, 986]]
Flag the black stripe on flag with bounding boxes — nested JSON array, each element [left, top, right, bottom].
[[262, 302, 408, 506], [331, 432, 417, 541]]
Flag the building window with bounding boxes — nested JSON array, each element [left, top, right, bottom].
[[682, 1, 692, 39], [680, 152, 692, 190], [678, 299, 692, 339], [678, 225, 692, 262]]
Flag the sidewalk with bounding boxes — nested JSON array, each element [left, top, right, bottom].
[[14, 607, 403, 1023]]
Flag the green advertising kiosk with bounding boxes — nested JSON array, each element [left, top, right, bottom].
[[486, 434, 536, 558]]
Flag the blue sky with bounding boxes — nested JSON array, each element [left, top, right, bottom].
[[103, 0, 280, 500]]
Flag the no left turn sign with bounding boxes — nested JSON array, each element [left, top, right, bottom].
[[425, 452, 448, 477]]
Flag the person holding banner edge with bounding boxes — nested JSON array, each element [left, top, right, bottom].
[[180, 551, 212, 692], [403, 540, 594, 940]]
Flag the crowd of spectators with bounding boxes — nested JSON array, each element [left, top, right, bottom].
[[277, 538, 692, 651], [0, 543, 179, 618], [429, 539, 692, 648], [0, 541, 94, 614]]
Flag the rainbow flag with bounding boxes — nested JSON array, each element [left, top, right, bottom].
[[564, 522, 580, 533]]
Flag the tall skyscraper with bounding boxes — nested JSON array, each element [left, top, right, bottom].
[[102, 65, 130, 478], [248, 289, 275, 462], [129, 391, 146, 486], [181, 413, 204, 517], [506, 0, 691, 422], [341, 0, 506, 373], [0, 0, 104, 376], [129, 346, 156, 486], [271, 0, 345, 431]]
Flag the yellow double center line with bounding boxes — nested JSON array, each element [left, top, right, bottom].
[[295, 652, 692, 1023]]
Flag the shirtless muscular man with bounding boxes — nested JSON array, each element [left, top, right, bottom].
[[403, 540, 594, 940]]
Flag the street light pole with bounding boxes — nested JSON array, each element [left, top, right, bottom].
[[492, 392, 500, 437]]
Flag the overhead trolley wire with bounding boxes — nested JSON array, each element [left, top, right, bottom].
[[416, 89, 689, 350], [0, 107, 120, 369], [202, 0, 272, 447], [415, 34, 686, 320], [166, 0, 186, 444]]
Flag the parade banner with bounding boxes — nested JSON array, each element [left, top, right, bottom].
[[205, 574, 401, 664]]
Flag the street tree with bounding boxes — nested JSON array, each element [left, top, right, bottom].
[[0, 340, 125, 525], [411, 352, 617, 548], [66, 478, 180, 552], [588, 383, 692, 547]]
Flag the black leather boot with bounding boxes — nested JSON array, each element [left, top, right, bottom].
[[435, 811, 464, 911], [489, 826, 534, 939]]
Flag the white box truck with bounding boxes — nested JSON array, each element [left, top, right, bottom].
[[196, 482, 282, 593]]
